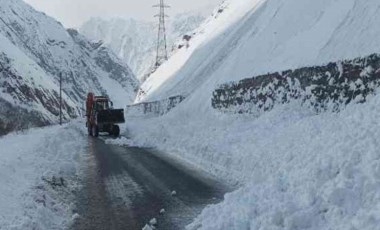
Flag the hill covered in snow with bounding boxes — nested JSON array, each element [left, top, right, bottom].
[[0, 0, 139, 134], [125, 0, 380, 229], [80, 11, 209, 82], [138, 0, 380, 105]]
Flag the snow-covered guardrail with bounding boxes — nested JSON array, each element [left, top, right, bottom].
[[212, 53, 380, 115], [126, 95, 186, 117]]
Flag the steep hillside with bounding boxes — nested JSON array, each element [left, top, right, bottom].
[[138, 0, 380, 107], [0, 0, 139, 134], [125, 0, 380, 229], [80, 11, 207, 82]]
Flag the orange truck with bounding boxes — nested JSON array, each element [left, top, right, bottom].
[[86, 92, 125, 137]]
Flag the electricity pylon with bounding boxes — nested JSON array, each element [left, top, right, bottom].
[[153, 0, 170, 68]]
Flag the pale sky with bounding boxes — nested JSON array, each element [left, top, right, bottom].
[[23, 0, 221, 28]]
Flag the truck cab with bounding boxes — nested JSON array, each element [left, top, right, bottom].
[[92, 96, 113, 112]]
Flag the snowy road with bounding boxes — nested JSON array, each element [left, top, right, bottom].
[[71, 137, 227, 230]]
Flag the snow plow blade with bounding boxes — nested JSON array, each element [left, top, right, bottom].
[[97, 109, 125, 124]]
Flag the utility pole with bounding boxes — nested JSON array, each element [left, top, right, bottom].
[[59, 72, 62, 125], [153, 0, 170, 68]]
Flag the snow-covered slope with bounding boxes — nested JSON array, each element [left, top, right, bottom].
[[125, 0, 380, 229], [139, 0, 380, 106], [0, 0, 139, 134], [80, 11, 208, 82]]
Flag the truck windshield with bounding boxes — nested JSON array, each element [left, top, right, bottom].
[[96, 101, 109, 110]]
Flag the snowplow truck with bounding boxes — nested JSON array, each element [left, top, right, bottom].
[[86, 92, 124, 137]]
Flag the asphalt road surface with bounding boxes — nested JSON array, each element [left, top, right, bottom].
[[71, 136, 228, 230]]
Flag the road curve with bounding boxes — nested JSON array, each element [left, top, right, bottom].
[[71, 137, 228, 230]]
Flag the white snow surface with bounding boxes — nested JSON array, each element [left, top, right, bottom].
[[0, 122, 86, 229], [125, 0, 380, 229]]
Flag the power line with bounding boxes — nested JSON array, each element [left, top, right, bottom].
[[153, 0, 170, 68]]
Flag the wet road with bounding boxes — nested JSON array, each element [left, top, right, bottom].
[[71, 137, 228, 230]]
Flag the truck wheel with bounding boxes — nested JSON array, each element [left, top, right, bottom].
[[92, 125, 99, 137], [88, 124, 93, 136], [113, 125, 120, 137]]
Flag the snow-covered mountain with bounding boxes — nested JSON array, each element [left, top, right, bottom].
[[80, 11, 208, 82], [126, 0, 380, 229], [0, 0, 139, 134]]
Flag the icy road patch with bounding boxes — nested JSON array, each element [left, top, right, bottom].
[[0, 122, 86, 229]]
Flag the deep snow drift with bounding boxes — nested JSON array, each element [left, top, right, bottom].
[[124, 0, 380, 229], [0, 122, 86, 229]]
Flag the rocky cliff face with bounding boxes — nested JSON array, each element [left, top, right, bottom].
[[0, 0, 139, 134], [126, 95, 186, 118], [212, 53, 380, 116]]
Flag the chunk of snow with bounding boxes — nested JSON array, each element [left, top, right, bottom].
[[142, 224, 154, 230], [105, 137, 137, 147], [149, 218, 157, 225]]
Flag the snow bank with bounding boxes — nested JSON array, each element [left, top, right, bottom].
[[128, 93, 380, 229], [0, 122, 86, 229], [185, 94, 380, 230]]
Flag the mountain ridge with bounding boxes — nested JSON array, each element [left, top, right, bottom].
[[0, 0, 139, 134], [80, 10, 210, 82]]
